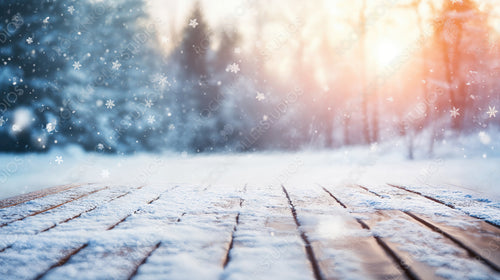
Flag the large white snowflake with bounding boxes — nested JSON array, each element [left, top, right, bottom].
[[111, 60, 121, 70], [147, 115, 156, 124], [256, 92, 266, 101], [105, 99, 115, 109], [145, 99, 154, 108], [67, 5, 75, 15], [226, 63, 240, 74], [55, 156, 63, 165], [450, 106, 460, 118], [152, 73, 171, 89], [46, 122, 56, 133], [159, 77, 169, 87], [72, 61, 81, 70], [26, 37, 33, 44], [487, 106, 497, 118], [189, 18, 198, 28]]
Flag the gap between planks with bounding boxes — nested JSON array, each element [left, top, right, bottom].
[[30, 186, 167, 279], [0, 186, 109, 228], [386, 184, 500, 230], [282, 185, 324, 280], [0, 184, 85, 209], [321, 186, 420, 280], [358, 184, 500, 273]]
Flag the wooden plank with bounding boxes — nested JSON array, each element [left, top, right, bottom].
[[131, 185, 242, 279], [220, 185, 315, 280], [0, 185, 136, 237], [43, 185, 240, 279], [0, 184, 105, 226], [349, 186, 496, 277], [0, 185, 160, 279], [364, 184, 500, 270], [404, 211, 500, 272], [0, 182, 498, 279], [0, 186, 108, 228], [357, 209, 446, 280], [0, 183, 82, 209], [387, 184, 500, 229], [286, 185, 405, 280], [281, 186, 322, 280]]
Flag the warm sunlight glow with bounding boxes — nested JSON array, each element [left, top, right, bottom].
[[374, 41, 401, 68]]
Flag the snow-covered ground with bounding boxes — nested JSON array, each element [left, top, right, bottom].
[[1, 133, 499, 226], [1, 132, 499, 201]]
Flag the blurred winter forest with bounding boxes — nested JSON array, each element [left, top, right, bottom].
[[0, 0, 499, 156]]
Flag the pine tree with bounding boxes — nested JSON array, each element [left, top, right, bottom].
[[61, 0, 162, 153], [171, 2, 222, 152], [0, 0, 71, 152]]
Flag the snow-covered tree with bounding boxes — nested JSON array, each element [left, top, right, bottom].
[[0, 0, 71, 151], [60, 0, 163, 153]]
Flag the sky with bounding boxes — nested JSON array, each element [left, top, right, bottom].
[[145, 0, 411, 73]]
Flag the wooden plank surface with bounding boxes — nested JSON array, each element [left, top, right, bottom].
[[0, 183, 499, 280]]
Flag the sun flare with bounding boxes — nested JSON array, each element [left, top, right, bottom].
[[374, 40, 401, 68]]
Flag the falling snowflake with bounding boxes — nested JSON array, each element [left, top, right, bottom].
[[145, 99, 154, 108], [450, 106, 460, 118], [55, 156, 63, 165], [487, 106, 497, 118], [26, 37, 33, 44], [256, 92, 266, 101], [158, 76, 168, 87], [43, 17, 50, 24], [168, 124, 175, 130], [72, 61, 81, 70], [189, 18, 198, 28], [101, 169, 110, 178], [96, 143, 105, 150], [111, 60, 121, 70], [67, 5, 75, 15], [105, 99, 115, 109], [0, 116, 6, 127], [152, 73, 170, 89], [147, 115, 156, 124], [226, 63, 240, 74], [46, 122, 56, 133]]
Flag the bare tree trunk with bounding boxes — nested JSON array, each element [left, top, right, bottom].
[[371, 84, 379, 143], [359, 0, 370, 143], [416, 1, 428, 131], [408, 131, 414, 160], [343, 114, 351, 145]]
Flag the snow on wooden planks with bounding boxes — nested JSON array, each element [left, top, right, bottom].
[[0, 183, 499, 280]]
